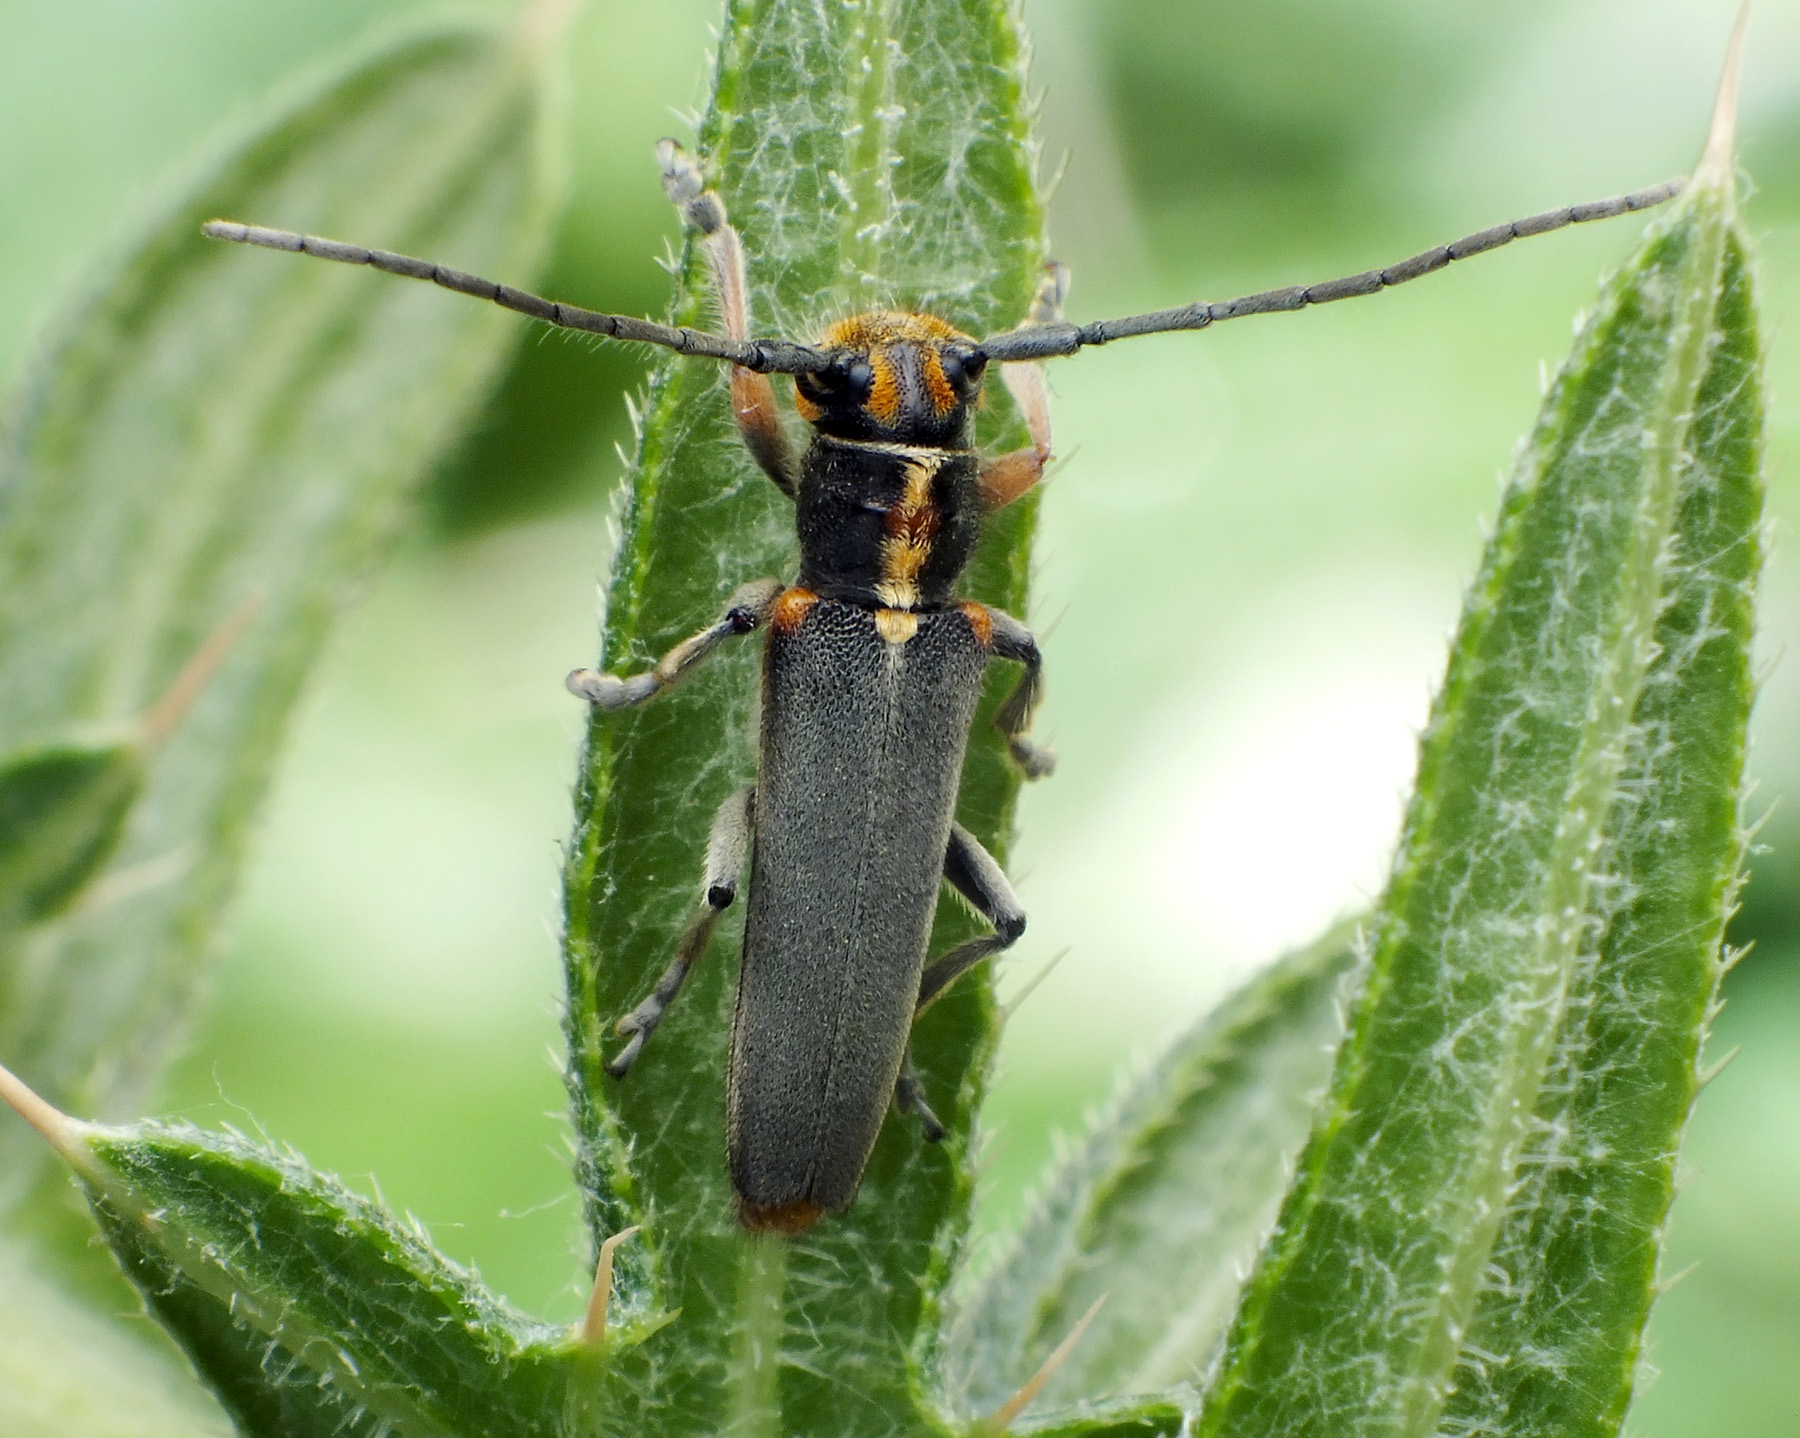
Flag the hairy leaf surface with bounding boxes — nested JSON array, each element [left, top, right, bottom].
[[1194, 146, 1759, 1438], [1435, 220, 1762, 1438], [62, 1121, 578, 1438], [0, 4, 1766, 1437]]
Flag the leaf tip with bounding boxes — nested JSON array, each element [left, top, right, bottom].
[[576, 1223, 641, 1346], [0, 1059, 93, 1168], [979, 1292, 1109, 1433], [1696, 2, 1749, 188]]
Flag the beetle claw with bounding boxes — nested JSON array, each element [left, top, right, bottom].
[[894, 1060, 947, 1141], [568, 669, 659, 709], [1008, 738, 1056, 779], [606, 1028, 648, 1079]]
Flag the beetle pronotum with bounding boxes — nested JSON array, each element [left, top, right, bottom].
[[204, 135, 1680, 1234]]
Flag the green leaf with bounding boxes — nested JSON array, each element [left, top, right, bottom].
[[944, 926, 1358, 1417], [1009, 1398, 1190, 1438], [0, 735, 142, 928], [0, 1240, 230, 1438], [0, 598, 255, 942], [1193, 136, 1760, 1438], [558, 0, 1044, 1433], [1434, 219, 1763, 1438], [0, 17, 564, 1193], [54, 1116, 579, 1438]]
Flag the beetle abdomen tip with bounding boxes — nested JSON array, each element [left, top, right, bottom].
[[735, 1196, 826, 1236]]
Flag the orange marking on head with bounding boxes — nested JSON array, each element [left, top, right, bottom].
[[866, 352, 903, 427], [921, 348, 957, 416], [792, 387, 821, 423], [771, 587, 820, 635], [817, 312, 973, 430], [737, 1197, 825, 1236], [818, 310, 967, 350], [959, 601, 994, 648]]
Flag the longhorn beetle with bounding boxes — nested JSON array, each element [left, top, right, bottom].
[[204, 141, 1681, 1234]]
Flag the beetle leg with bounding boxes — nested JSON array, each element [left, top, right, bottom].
[[915, 822, 1028, 1017], [606, 787, 755, 1079], [966, 604, 1055, 779], [899, 824, 1025, 1129], [893, 1048, 947, 1143], [658, 140, 799, 498], [979, 262, 1067, 509], [568, 578, 780, 710]]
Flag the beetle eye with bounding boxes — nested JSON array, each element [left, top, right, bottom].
[[802, 356, 873, 406], [941, 345, 987, 391]]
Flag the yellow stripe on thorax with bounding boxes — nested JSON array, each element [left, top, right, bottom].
[[875, 454, 943, 610]]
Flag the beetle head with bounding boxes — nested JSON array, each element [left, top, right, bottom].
[[793, 311, 988, 447]]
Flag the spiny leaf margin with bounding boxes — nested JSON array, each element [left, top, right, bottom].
[[1194, 146, 1755, 1438], [76, 1121, 579, 1438], [944, 924, 1359, 1415]]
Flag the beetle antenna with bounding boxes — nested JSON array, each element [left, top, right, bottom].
[[199, 220, 834, 374], [976, 176, 1686, 362]]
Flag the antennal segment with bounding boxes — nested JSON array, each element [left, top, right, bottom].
[[199, 220, 834, 374], [978, 177, 1685, 362]]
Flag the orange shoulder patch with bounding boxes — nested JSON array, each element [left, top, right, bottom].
[[959, 600, 994, 648], [771, 586, 820, 634]]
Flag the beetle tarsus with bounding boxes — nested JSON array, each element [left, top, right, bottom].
[[918, 933, 1013, 1014], [894, 1053, 946, 1142], [606, 788, 754, 1079], [606, 908, 716, 1078], [658, 139, 801, 495], [604, 1029, 648, 1081], [1007, 736, 1057, 779], [567, 669, 656, 709], [567, 582, 781, 714], [976, 607, 1053, 781]]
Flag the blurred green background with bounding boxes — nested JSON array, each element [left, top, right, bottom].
[[1, 1, 1795, 1433]]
